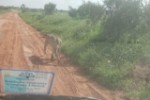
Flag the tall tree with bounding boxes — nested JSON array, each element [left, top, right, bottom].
[[144, 2, 150, 25], [77, 2, 104, 24], [44, 2, 56, 15], [103, 0, 142, 41], [20, 4, 26, 12], [68, 6, 77, 17]]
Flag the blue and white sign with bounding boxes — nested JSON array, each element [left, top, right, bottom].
[[0, 69, 55, 95]]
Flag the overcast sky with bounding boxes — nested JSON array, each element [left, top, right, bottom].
[[0, 0, 103, 10]]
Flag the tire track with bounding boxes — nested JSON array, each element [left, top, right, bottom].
[[0, 12, 124, 100]]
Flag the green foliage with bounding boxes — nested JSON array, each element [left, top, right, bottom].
[[44, 2, 56, 15], [144, 2, 150, 26], [104, 0, 123, 14], [20, 0, 150, 98], [69, 2, 104, 24], [68, 7, 77, 17], [20, 4, 26, 12], [139, 84, 150, 100], [103, 0, 142, 41], [0, 6, 10, 14]]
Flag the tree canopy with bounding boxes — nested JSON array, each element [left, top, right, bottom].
[[69, 2, 104, 24], [20, 4, 26, 12], [44, 2, 56, 15]]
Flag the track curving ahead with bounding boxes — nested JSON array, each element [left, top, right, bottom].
[[0, 12, 124, 100]]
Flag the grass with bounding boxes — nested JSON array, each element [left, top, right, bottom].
[[20, 11, 150, 99], [0, 7, 10, 14]]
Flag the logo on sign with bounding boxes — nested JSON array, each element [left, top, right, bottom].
[[19, 72, 35, 79]]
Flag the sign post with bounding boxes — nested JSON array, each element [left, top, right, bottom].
[[0, 69, 55, 95]]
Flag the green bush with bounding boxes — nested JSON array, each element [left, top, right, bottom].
[[20, 10, 150, 99]]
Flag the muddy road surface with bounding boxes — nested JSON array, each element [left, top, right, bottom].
[[0, 12, 123, 100]]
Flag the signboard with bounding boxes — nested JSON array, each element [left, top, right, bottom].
[[0, 69, 55, 95]]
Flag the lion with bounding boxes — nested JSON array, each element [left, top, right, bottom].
[[43, 34, 62, 62]]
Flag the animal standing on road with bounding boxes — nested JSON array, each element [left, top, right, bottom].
[[43, 34, 62, 63]]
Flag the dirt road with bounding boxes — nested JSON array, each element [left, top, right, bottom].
[[0, 12, 123, 100]]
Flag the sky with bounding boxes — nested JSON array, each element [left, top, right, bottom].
[[0, 0, 103, 10]]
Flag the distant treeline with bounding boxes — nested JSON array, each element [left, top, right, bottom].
[[0, 5, 19, 9]]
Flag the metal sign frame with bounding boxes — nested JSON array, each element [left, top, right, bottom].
[[0, 68, 55, 95]]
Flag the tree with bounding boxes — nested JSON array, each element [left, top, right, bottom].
[[44, 2, 56, 15], [144, 2, 150, 25], [20, 4, 26, 12], [77, 2, 104, 24], [103, 0, 142, 41], [68, 6, 77, 17], [104, 0, 123, 16]]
